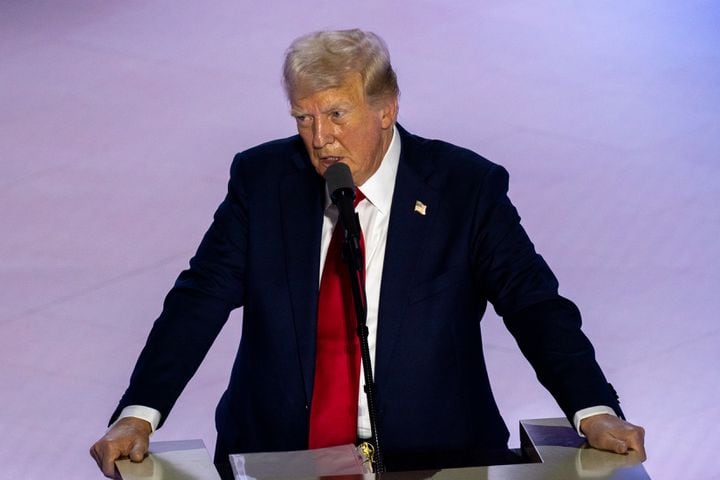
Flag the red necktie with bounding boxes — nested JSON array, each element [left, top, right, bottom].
[[308, 190, 365, 449]]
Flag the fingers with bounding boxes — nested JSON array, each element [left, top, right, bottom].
[[604, 436, 628, 454], [621, 424, 646, 460], [129, 436, 149, 462], [580, 414, 646, 461], [89, 439, 122, 478], [102, 449, 120, 479], [89, 417, 152, 477], [587, 429, 628, 454]]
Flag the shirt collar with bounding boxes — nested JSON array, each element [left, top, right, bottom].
[[358, 124, 400, 215], [321, 124, 400, 215]]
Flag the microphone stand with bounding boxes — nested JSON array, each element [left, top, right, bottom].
[[341, 213, 385, 474]]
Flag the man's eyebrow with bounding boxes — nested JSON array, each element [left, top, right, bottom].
[[322, 101, 352, 113], [290, 102, 353, 117]]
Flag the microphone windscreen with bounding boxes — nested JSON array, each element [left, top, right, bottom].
[[324, 163, 354, 194]]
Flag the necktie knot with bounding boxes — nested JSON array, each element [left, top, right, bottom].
[[354, 188, 365, 208]]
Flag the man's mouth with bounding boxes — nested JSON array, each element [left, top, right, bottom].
[[320, 156, 343, 167]]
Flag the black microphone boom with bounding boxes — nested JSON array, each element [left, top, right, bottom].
[[322, 162, 385, 472]]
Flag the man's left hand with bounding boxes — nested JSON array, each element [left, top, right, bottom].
[[580, 414, 646, 460]]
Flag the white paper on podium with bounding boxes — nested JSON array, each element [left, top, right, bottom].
[[116, 439, 221, 480], [229, 443, 372, 480]]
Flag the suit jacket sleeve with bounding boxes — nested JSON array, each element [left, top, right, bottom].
[[471, 164, 623, 422], [110, 153, 250, 427]]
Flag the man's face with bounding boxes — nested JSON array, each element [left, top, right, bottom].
[[290, 73, 397, 186]]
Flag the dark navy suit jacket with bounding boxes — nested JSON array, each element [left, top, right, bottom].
[[112, 125, 621, 459]]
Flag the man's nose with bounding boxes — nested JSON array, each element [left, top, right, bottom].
[[312, 118, 333, 148]]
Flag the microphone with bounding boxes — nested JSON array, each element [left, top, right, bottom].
[[324, 163, 363, 270], [324, 163, 361, 237]]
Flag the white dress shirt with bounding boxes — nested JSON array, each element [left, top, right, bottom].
[[318, 124, 401, 438]]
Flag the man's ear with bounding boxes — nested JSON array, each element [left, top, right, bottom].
[[379, 97, 399, 129]]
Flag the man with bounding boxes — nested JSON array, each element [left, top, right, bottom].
[[91, 29, 645, 479]]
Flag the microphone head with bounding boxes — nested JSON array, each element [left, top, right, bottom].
[[324, 163, 355, 201]]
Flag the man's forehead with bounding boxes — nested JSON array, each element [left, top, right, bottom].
[[291, 96, 354, 112], [291, 72, 364, 98], [290, 79, 365, 112]]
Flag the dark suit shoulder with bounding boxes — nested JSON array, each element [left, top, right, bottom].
[[399, 126, 507, 189], [236, 134, 304, 158], [230, 134, 308, 178]]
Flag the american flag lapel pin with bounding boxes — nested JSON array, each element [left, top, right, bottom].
[[414, 200, 427, 216]]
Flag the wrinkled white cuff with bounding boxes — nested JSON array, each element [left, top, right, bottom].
[[573, 406, 617, 437], [114, 405, 162, 433]]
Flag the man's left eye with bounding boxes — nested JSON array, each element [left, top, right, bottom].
[[331, 111, 345, 119]]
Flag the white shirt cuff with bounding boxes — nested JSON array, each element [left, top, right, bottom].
[[573, 406, 617, 437], [114, 405, 162, 433]]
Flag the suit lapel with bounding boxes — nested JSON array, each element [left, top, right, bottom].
[[375, 127, 441, 383], [278, 127, 441, 402], [280, 151, 324, 404]]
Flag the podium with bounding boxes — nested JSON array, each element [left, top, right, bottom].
[[117, 418, 649, 479]]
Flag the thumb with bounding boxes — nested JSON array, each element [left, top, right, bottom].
[[129, 438, 148, 463]]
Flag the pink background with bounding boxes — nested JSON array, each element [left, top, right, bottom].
[[1, 1, 718, 478]]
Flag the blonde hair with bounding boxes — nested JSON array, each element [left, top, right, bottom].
[[282, 29, 399, 105]]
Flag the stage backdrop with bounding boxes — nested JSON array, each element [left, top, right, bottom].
[[1, 1, 718, 478]]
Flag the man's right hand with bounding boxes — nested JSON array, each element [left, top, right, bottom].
[[90, 417, 152, 479]]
